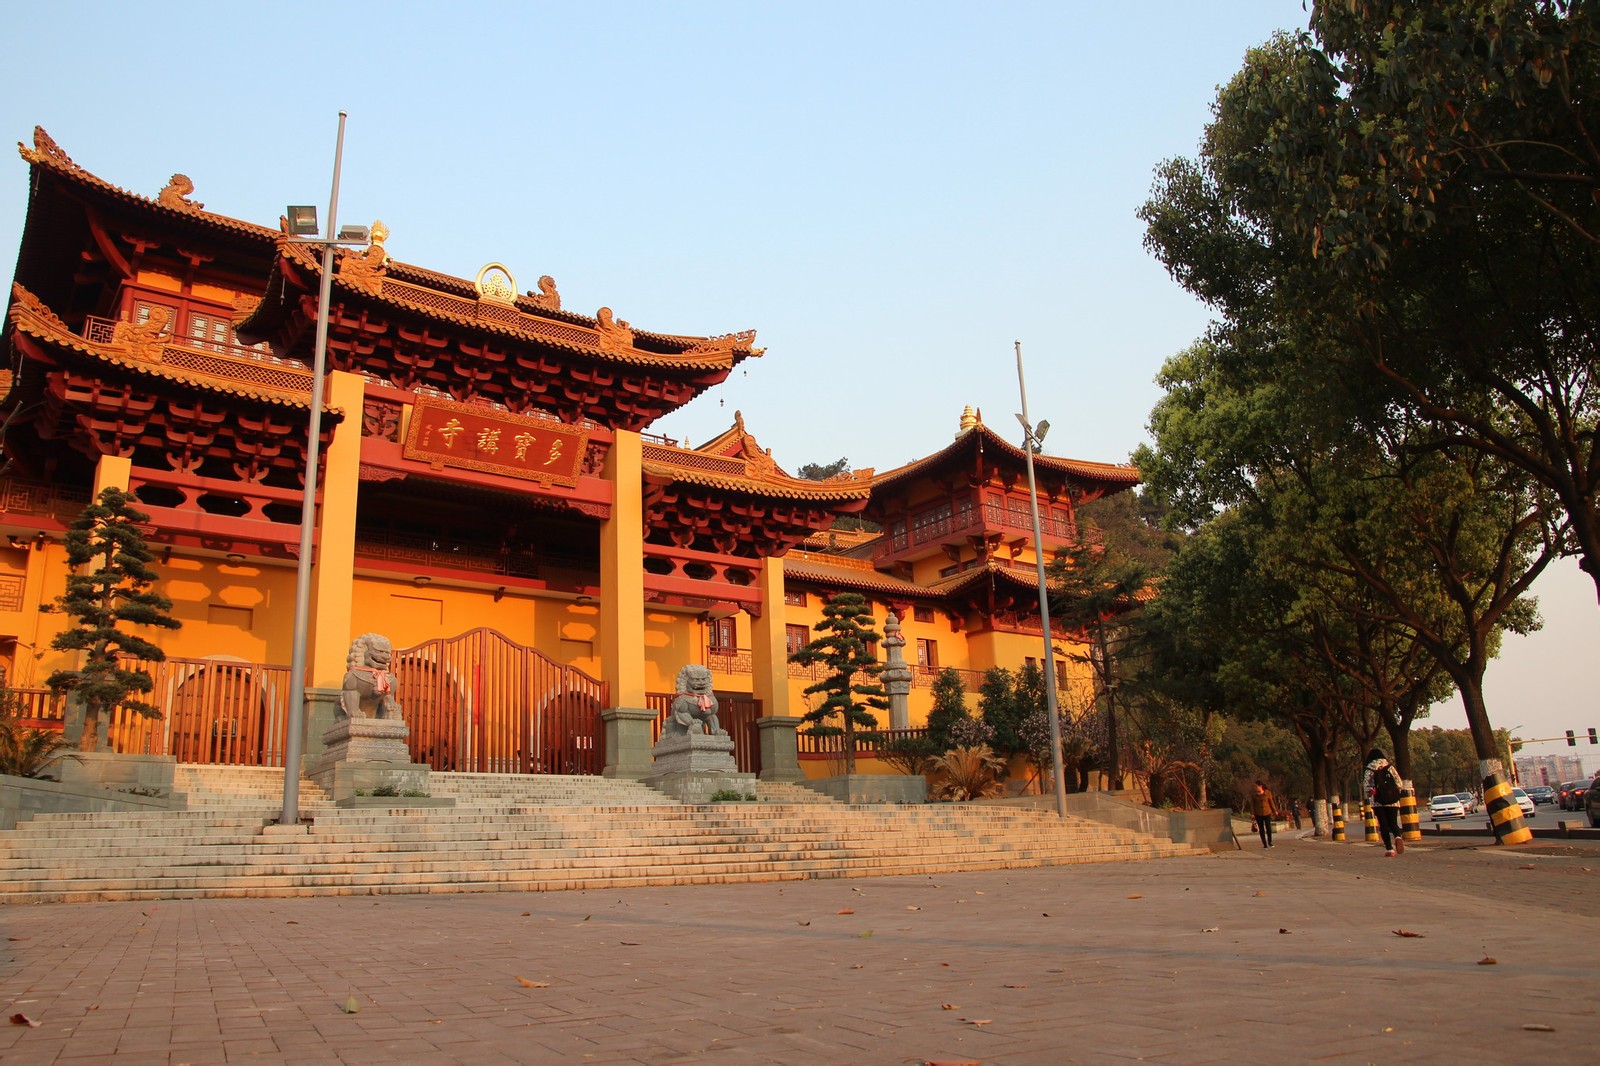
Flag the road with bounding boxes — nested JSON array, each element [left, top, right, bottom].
[[1279, 828, 1600, 919]]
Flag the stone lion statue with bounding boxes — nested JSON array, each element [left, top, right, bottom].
[[340, 633, 403, 721], [664, 664, 724, 736]]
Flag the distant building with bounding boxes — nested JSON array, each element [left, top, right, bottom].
[[1514, 753, 1591, 786]]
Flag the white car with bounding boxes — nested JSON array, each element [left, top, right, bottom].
[[1429, 794, 1467, 820], [1512, 788, 1536, 819]]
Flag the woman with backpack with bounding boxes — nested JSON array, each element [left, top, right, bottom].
[[1364, 749, 1406, 856]]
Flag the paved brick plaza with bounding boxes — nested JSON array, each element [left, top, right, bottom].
[[2, 834, 1596, 1064]]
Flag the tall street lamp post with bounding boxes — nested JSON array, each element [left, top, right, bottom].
[[278, 111, 369, 827], [1015, 341, 1068, 819]]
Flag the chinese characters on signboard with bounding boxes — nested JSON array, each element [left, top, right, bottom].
[[403, 397, 590, 487]]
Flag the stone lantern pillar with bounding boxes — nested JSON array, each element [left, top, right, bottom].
[[880, 611, 913, 730]]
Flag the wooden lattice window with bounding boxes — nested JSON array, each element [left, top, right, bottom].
[[913, 606, 934, 623], [916, 638, 938, 669], [709, 617, 737, 653], [785, 624, 809, 656], [783, 590, 806, 607]]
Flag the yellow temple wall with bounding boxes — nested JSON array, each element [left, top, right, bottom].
[[0, 549, 301, 686]]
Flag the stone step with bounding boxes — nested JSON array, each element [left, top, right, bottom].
[[0, 767, 1206, 904], [0, 838, 1193, 898]]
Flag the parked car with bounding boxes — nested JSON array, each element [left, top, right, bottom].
[[1455, 792, 1478, 814], [1512, 788, 1536, 818], [1585, 777, 1600, 828], [1430, 794, 1467, 820], [1525, 785, 1556, 806]]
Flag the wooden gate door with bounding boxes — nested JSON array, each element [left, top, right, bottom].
[[395, 628, 608, 774], [107, 657, 291, 766]]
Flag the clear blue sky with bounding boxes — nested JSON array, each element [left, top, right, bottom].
[[2, 1, 1593, 765]]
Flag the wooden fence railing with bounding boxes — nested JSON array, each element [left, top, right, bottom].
[[796, 726, 929, 759], [8, 659, 294, 765]]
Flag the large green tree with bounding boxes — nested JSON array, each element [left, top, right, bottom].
[[1139, 30, 1566, 815], [45, 488, 182, 752], [1162, 9, 1600, 600]]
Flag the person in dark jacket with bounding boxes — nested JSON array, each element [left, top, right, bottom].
[[1250, 780, 1278, 848], [1363, 748, 1406, 857]]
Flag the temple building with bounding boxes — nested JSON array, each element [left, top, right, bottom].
[[0, 128, 1138, 780]]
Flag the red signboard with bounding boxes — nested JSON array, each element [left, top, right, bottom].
[[403, 397, 589, 487]]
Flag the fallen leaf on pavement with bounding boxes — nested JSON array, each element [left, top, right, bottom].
[[1202, 927, 1219, 933], [859, 930, 874, 938], [1126, 894, 1142, 899], [906, 905, 921, 911], [515, 977, 549, 988], [1519, 864, 1536, 870], [1478, 956, 1497, 965], [837, 908, 855, 915], [942, 1003, 958, 1010], [1522, 1024, 1555, 1032], [9, 1014, 39, 1027], [797, 920, 811, 926], [965, 1018, 992, 1026], [1392, 929, 1424, 938], [341, 993, 360, 1014], [1278, 928, 1291, 934], [1004, 983, 1029, 989], [1252, 891, 1265, 897]]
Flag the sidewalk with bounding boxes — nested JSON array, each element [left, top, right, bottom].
[[2, 835, 1596, 1064]]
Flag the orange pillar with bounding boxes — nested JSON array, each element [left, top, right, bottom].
[[749, 555, 789, 717], [307, 370, 365, 689], [600, 429, 646, 709], [93, 454, 132, 496]]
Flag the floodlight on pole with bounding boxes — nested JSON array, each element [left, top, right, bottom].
[[277, 111, 368, 827], [1015, 340, 1068, 820]]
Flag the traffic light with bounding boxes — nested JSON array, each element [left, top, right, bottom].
[[1568, 729, 1577, 746], [1590, 727, 1598, 744]]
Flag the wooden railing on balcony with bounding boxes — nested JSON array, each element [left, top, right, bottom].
[[875, 500, 1079, 559]]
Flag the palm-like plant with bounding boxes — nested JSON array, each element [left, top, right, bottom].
[[0, 698, 75, 778], [930, 745, 1008, 801]]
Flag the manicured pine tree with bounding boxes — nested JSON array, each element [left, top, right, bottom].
[[45, 488, 181, 752], [787, 591, 888, 774]]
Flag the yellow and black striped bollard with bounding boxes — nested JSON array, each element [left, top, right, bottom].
[[1483, 771, 1533, 845], [1364, 802, 1380, 843], [1399, 790, 1421, 841], [1332, 797, 1346, 842]]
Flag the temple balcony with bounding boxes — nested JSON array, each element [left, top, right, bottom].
[[872, 501, 1077, 565]]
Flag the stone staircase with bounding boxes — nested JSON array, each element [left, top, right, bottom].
[[0, 767, 1206, 904]]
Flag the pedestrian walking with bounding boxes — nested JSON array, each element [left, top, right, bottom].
[[1250, 780, 1278, 848], [1289, 798, 1302, 830], [1363, 748, 1406, 857]]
